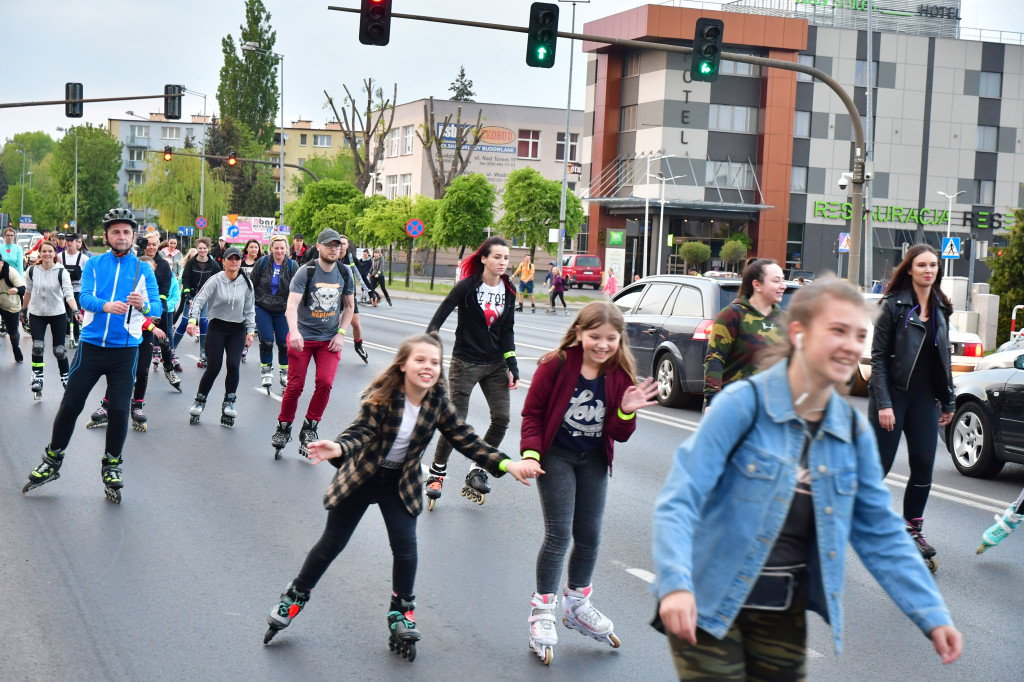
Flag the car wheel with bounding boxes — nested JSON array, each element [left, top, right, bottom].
[[949, 402, 1004, 478], [655, 354, 685, 408], [848, 363, 869, 397], [576, 282, 583, 289], [593, 283, 600, 290]]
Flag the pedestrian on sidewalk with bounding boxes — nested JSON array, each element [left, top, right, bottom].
[[547, 266, 567, 315], [868, 244, 954, 570], [522, 301, 658, 665], [652, 277, 962, 679], [261, 333, 542, 654], [600, 267, 617, 300], [513, 253, 537, 313], [368, 248, 391, 307]]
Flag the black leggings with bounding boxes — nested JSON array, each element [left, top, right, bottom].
[[66, 292, 81, 339], [29, 313, 70, 376], [295, 469, 417, 597], [549, 290, 566, 309], [869, 389, 939, 521], [133, 331, 154, 401], [197, 319, 246, 397], [0, 308, 21, 359]]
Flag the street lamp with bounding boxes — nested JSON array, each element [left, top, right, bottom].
[[241, 41, 285, 225], [57, 126, 78, 231], [937, 190, 965, 278], [648, 171, 687, 276], [8, 142, 28, 223], [125, 110, 148, 120], [641, 153, 674, 279]]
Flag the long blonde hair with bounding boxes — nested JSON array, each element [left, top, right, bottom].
[[540, 301, 638, 382], [364, 333, 445, 407]]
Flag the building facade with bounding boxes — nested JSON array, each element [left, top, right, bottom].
[[582, 0, 1021, 282]]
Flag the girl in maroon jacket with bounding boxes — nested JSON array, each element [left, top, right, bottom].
[[521, 301, 658, 665]]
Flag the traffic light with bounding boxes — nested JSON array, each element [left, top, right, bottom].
[[692, 18, 725, 83], [65, 82, 83, 118], [63, 222, 70, 231], [228, 151, 237, 166], [359, 0, 392, 46], [163, 146, 173, 161], [164, 84, 183, 120], [526, 2, 559, 68]]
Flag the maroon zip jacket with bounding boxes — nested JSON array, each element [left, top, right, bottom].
[[520, 344, 638, 471]]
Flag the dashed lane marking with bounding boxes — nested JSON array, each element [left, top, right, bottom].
[[252, 387, 283, 403]]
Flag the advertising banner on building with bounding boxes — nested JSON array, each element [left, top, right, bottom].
[[437, 124, 517, 154], [221, 215, 285, 243]]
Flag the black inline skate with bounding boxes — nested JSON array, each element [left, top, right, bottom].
[[171, 352, 184, 373], [30, 374, 43, 400], [131, 399, 147, 432], [298, 418, 319, 457], [387, 595, 420, 662], [279, 365, 288, 390], [220, 393, 237, 427], [271, 421, 292, 460], [189, 393, 207, 425], [354, 340, 368, 364], [906, 517, 938, 573], [264, 581, 310, 644], [23, 445, 66, 494], [461, 468, 491, 505], [86, 399, 109, 428], [197, 353, 208, 369], [152, 345, 162, 372], [164, 367, 181, 393], [101, 452, 124, 504], [425, 474, 445, 511]]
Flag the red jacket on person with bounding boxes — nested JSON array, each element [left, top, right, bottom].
[[520, 344, 638, 471]]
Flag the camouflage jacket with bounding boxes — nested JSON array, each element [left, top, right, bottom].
[[703, 295, 784, 402]]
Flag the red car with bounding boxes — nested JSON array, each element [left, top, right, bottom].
[[561, 254, 602, 289]]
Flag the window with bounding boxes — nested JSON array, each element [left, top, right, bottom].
[[705, 161, 755, 190], [130, 124, 149, 138], [622, 51, 640, 78], [400, 173, 412, 197], [619, 105, 638, 132], [979, 71, 1002, 98], [671, 286, 703, 317], [161, 127, 180, 140], [855, 60, 879, 87], [708, 104, 757, 134], [387, 129, 401, 157], [128, 148, 147, 162], [719, 60, 760, 77], [790, 166, 808, 193], [300, 133, 308, 146], [612, 285, 645, 315], [386, 175, 398, 199], [402, 125, 415, 155], [977, 125, 998, 152], [974, 179, 994, 204], [127, 171, 143, 185], [794, 110, 811, 137], [273, 132, 281, 145], [298, 158, 306, 167], [312, 134, 331, 148], [517, 129, 541, 159], [556, 132, 579, 162], [636, 284, 676, 316], [796, 54, 814, 82]]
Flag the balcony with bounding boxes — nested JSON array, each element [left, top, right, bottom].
[[127, 135, 149, 147], [126, 160, 146, 170]]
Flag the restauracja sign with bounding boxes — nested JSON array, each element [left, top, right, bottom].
[[814, 201, 1015, 229]]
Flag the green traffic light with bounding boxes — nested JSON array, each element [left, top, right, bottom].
[[537, 46, 549, 61], [700, 62, 713, 74]]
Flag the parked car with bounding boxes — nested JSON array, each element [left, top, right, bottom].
[[610, 275, 800, 408], [940, 352, 1024, 478], [701, 270, 738, 279], [785, 268, 815, 282], [561, 254, 602, 289], [17, 231, 42, 267], [848, 293, 984, 396]]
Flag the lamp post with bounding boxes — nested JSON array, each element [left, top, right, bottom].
[[57, 126, 78, 230], [649, 171, 687, 276], [555, 0, 589, 273], [641, 153, 673, 279], [10, 144, 28, 222], [937, 190, 965, 278], [241, 41, 285, 225]]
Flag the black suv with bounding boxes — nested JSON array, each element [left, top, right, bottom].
[[611, 275, 800, 408]]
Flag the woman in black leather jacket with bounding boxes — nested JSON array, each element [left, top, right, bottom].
[[868, 244, 955, 569]]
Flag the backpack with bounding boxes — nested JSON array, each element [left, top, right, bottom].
[[301, 261, 350, 307], [28, 265, 66, 289]]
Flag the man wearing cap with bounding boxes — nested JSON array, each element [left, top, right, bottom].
[[55, 233, 68, 254], [290, 234, 307, 262], [57, 233, 88, 347], [269, 228, 354, 458]]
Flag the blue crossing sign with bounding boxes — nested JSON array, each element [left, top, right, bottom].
[[941, 237, 960, 259]]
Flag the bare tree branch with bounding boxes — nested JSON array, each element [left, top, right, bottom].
[[326, 79, 398, 194], [414, 97, 484, 199]]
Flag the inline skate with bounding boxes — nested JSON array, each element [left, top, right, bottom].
[[101, 452, 124, 504], [461, 468, 490, 505], [529, 593, 558, 666], [23, 445, 66, 494], [387, 594, 420, 662], [171, 352, 184, 373], [561, 585, 621, 648], [906, 518, 937, 573], [271, 421, 292, 460], [220, 393, 237, 427], [30, 374, 43, 400], [978, 505, 1023, 554], [152, 345, 162, 372], [260, 364, 273, 395], [354, 340, 368, 364], [189, 393, 207, 425], [131, 399, 147, 432], [164, 367, 181, 393], [264, 581, 310, 645], [298, 418, 319, 457], [279, 365, 288, 389], [60, 373, 69, 389], [87, 399, 109, 428], [196, 353, 208, 369], [425, 474, 444, 511]]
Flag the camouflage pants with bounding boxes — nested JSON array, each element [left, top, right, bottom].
[[667, 602, 807, 681]]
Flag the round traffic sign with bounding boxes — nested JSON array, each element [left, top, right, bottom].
[[227, 225, 240, 239], [196, 216, 207, 229], [405, 219, 424, 238]]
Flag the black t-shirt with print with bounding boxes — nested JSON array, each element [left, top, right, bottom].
[[553, 374, 607, 453]]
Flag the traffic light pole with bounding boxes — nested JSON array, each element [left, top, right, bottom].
[[0, 93, 180, 109], [149, 149, 320, 182], [327, 5, 868, 285]]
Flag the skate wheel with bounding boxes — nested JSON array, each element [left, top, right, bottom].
[[22, 481, 35, 494], [104, 487, 122, 504], [609, 633, 622, 648], [274, 449, 282, 460], [405, 643, 416, 662], [977, 544, 990, 555], [264, 627, 279, 645], [190, 415, 200, 425], [427, 498, 436, 512], [925, 557, 938, 573], [477, 494, 485, 505]]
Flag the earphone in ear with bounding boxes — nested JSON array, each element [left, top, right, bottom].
[[795, 332, 804, 350]]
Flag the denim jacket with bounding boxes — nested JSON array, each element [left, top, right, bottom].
[[651, 360, 952, 655]]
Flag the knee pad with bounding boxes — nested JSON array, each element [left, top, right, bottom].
[[260, 338, 274, 355], [32, 340, 45, 356], [53, 344, 67, 360]]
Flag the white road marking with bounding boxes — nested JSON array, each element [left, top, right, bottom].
[[253, 387, 282, 402], [885, 471, 1010, 509]]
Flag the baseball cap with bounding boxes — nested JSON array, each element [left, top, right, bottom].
[[223, 246, 242, 259], [317, 228, 342, 245]]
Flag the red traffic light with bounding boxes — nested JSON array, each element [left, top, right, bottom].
[[228, 151, 237, 166], [163, 146, 173, 161]]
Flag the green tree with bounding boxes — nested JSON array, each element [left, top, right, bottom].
[[433, 173, 494, 259], [284, 179, 363, 240], [129, 153, 232, 235], [497, 167, 584, 258], [1, 184, 43, 228], [216, 0, 279, 148], [290, 152, 357, 198], [720, 239, 748, 271], [45, 124, 121, 237], [679, 241, 712, 271], [1, 132, 55, 186], [988, 208, 1024, 344], [449, 66, 476, 102]]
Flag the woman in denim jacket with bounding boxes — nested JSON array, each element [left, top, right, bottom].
[[652, 278, 961, 680]]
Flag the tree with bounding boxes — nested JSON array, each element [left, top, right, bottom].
[[416, 97, 485, 199], [129, 153, 232, 236], [432, 173, 495, 259], [497, 167, 584, 258], [284, 179, 363, 240], [45, 123, 121, 237], [720, 239, 749, 271], [203, 116, 279, 218], [1, 132, 55, 186], [679, 241, 712, 271], [449, 66, 476, 102], [325, 79, 397, 195], [987, 208, 1024, 344], [290, 152, 357, 198], [216, 0, 279, 148]]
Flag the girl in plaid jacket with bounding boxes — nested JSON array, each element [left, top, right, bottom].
[[262, 333, 542, 659]]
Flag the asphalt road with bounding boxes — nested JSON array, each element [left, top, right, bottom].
[[0, 295, 1021, 681]]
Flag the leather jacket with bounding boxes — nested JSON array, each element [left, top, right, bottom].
[[869, 287, 955, 412]]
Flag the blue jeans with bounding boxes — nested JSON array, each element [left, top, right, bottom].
[[535, 445, 609, 595], [254, 305, 288, 366], [172, 303, 207, 355]]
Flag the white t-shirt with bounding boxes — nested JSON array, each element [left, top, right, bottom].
[[476, 281, 505, 328], [385, 397, 422, 464]]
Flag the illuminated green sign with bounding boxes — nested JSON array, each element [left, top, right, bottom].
[[607, 229, 625, 247], [813, 201, 1015, 229]]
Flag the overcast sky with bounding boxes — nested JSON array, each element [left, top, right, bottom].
[[2, 0, 1022, 146]]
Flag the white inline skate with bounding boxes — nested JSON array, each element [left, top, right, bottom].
[[562, 585, 620, 648]]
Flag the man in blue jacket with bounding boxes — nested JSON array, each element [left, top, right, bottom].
[[23, 208, 161, 503]]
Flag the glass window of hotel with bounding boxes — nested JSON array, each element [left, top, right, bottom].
[[386, 175, 399, 199], [705, 161, 754, 190], [854, 60, 879, 87], [130, 124, 149, 138], [719, 59, 760, 77], [979, 72, 1002, 98], [162, 127, 180, 140], [517, 129, 541, 159], [794, 110, 811, 137], [619, 105, 638, 132], [402, 125, 415, 155], [974, 179, 994, 205], [796, 54, 814, 82], [786, 223, 803, 270], [977, 125, 998, 152], [790, 166, 808, 193], [622, 51, 641, 78], [400, 173, 412, 197], [556, 132, 579, 162], [300, 133, 308, 146], [708, 104, 757, 133], [313, 134, 332, 148]]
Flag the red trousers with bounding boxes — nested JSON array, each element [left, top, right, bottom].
[[278, 338, 341, 423]]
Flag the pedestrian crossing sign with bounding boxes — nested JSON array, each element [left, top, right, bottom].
[[942, 237, 960, 259], [838, 232, 850, 253]]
